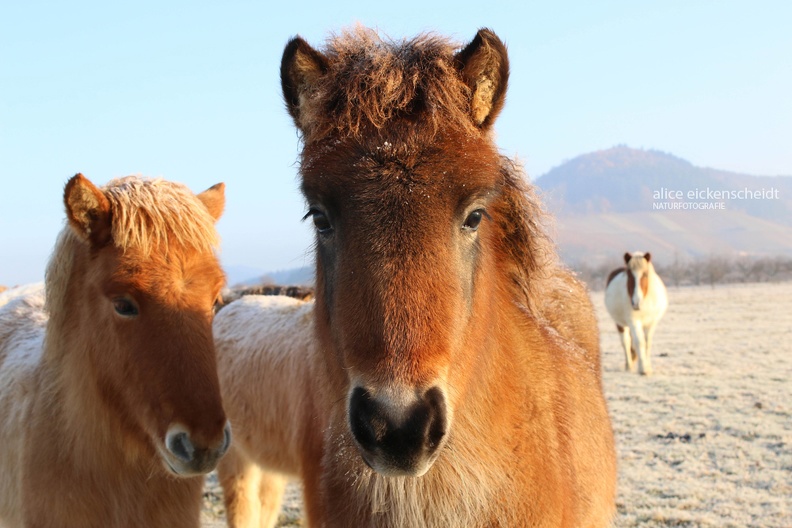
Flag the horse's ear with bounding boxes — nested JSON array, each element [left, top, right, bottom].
[[644, 252, 652, 263], [624, 252, 632, 265], [281, 36, 329, 133], [64, 173, 112, 247], [454, 28, 510, 128], [197, 182, 225, 221]]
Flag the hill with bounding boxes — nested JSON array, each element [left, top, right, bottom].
[[534, 146, 792, 265]]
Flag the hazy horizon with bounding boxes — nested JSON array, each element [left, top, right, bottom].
[[3, 1, 791, 286]]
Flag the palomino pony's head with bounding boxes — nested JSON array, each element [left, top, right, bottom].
[[282, 28, 548, 477], [624, 251, 653, 310], [46, 174, 231, 476]]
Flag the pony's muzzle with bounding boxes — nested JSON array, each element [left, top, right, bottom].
[[163, 422, 232, 476], [348, 386, 448, 477]]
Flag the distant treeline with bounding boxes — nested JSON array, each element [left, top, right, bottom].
[[573, 254, 792, 291]]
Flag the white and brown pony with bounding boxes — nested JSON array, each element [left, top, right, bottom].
[[216, 27, 616, 528], [0, 174, 231, 527], [605, 251, 668, 375]]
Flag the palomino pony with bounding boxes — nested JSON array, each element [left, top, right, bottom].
[[216, 27, 616, 527], [605, 251, 668, 375], [0, 174, 231, 527]]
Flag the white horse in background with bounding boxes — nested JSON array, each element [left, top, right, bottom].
[[605, 252, 668, 375]]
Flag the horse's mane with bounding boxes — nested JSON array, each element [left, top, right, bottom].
[[297, 26, 478, 141], [495, 157, 556, 316], [44, 177, 219, 315]]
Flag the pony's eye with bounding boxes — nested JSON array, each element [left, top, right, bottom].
[[463, 210, 484, 231], [113, 298, 139, 317], [305, 209, 333, 235]]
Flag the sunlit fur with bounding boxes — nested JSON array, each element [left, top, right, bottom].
[[218, 27, 616, 527], [605, 251, 669, 375], [0, 175, 229, 527]]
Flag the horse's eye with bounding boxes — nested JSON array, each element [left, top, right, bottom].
[[308, 209, 333, 235], [113, 298, 139, 317], [463, 210, 484, 231]]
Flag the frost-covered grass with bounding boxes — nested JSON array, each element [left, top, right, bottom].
[[202, 282, 792, 527], [597, 282, 792, 527]]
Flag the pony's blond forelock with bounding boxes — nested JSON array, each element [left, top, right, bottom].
[[104, 176, 219, 256]]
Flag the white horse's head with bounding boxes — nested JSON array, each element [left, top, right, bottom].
[[624, 252, 652, 310]]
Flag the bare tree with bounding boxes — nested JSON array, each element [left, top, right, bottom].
[[569, 254, 792, 289], [704, 255, 730, 288], [659, 252, 687, 288], [734, 256, 755, 283]]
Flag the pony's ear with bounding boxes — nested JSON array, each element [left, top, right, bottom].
[[644, 252, 652, 263], [454, 28, 510, 128], [624, 252, 632, 265], [64, 173, 112, 247], [281, 36, 329, 133], [197, 182, 225, 221]]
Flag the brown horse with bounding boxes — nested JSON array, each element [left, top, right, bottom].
[[217, 27, 616, 527], [0, 174, 231, 527]]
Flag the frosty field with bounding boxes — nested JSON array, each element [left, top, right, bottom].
[[202, 281, 792, 527]]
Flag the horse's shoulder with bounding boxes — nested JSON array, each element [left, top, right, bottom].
[[0, 289, 46, 421], [650, 269, 667, 288], [0, 288, 47, 358], [217, 294, 310, 320], [0, 282, 45, 310]]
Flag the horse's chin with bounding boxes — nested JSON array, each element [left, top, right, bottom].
[[156, 446, 220, 478], [357, 448, 439, 478]]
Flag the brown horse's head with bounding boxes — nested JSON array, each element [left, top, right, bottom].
[[282, 28, 531, 477], [52, 174, 230, 476]]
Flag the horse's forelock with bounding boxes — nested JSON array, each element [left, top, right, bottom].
[[626, 252, 652, 274], [103, 177, 219, 257], [301, 27, 478, 142]]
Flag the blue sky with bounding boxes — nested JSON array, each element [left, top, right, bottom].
[[2, 1, 790, 285]]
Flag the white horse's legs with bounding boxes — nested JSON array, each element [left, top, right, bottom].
[[617, 325, 634, 372], [630, 322, 651, 376], [642, 320, 659, 375], [218, 448, 287, 528]]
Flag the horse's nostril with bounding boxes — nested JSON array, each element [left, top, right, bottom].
[[168, 431, 195, 463], [221, 423, 232, 454], [349, 387, 383, 451], [423, 387, 447, 452]]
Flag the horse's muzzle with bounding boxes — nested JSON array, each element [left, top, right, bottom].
[[348, 385, 448, 477]]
